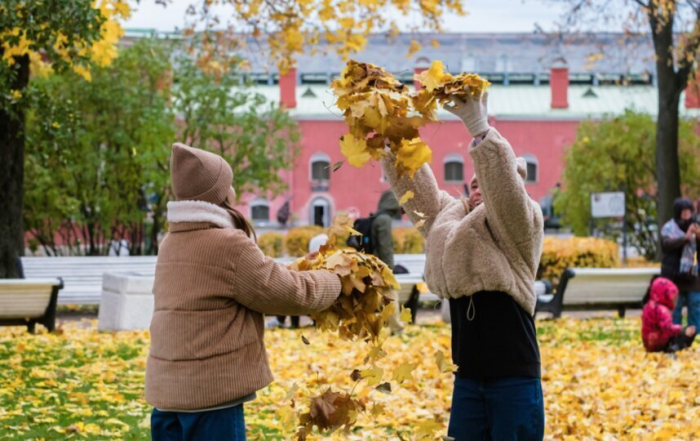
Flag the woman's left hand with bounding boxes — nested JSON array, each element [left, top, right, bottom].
[[444, 88, 489, 138]]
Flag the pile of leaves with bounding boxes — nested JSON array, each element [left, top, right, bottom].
[[331, 60, 490, 178]]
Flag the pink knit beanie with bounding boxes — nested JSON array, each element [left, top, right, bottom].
[[170, 143, 234, 205]]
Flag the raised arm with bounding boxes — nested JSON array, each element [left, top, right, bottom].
[[233, 237, 341, 316], [470, 129, 542, 244], [381, 153, 453, 237], [445, 90, 542, 246]]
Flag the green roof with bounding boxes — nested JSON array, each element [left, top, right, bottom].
[[244, 85, 700, 120]]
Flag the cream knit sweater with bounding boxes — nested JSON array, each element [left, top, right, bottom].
[[382, 128, 544, 315], [145, 201, 341, 410]]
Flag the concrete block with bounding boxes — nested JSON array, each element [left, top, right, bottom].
[[98, 272, 155, 332]]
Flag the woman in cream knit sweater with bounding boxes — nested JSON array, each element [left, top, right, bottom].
[[383, 91, 545, 440]]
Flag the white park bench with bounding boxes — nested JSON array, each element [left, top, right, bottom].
[[535, 267, 660, 318], [21, 254, 436, 306], [21, 256, 157, 305], [0, 278, 63, 333]]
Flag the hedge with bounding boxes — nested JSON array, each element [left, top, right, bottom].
[[258, 232, 284, 258], [392, 227, 424, 254], [537, 237, 620, 286]]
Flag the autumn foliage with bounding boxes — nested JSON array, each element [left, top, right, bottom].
[[332, 60, 490, 179], [538, 237, 620, 286]]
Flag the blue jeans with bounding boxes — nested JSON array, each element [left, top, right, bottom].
[[672, 291, 700, 328], [448, 377, 544, 441], [151, 405, 246, 441]]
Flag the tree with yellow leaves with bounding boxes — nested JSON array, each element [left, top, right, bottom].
[[0, 0, 129, 278], [184, 0, 465, 73]]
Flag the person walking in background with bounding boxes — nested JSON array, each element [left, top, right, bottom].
[[146, 144, 342, 441], [371, 191, 401, 270], [642, 277, 696, 352], [371, 190, 405, 334], [661, 198, 700, 328], [382, 89, 545, 439]]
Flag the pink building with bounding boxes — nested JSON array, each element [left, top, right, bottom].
[[125, 32, 696, 229]]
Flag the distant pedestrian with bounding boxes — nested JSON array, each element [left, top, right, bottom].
[[642, 277, 696, 352], [371, 191, 405, 334], [661, 198, 700, 328]]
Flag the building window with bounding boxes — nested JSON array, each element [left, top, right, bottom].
[[250, 199, 270, 223], [523, 154, 538, 184], [310, 197, 331, 227], [444, 154, 464, 183], [310, 153, 331, 182]]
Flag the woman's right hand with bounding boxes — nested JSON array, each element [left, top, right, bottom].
[[443, 88, 489, 138]]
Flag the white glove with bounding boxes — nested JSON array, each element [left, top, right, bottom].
[[444, 89, 489, 138]]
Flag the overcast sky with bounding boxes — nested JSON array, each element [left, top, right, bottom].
[[125, 0, 570, 33]]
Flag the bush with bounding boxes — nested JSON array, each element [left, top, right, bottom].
[[284, 226, 325, 257], [538, 237, 620, 286], [258, 232, 284, 258], [392, 228, 424, 254], [622, 256, 660, 268]]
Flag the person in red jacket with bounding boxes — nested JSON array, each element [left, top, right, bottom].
[[642, 277, 696, 352]]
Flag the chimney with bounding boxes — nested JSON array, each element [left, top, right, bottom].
[[279, 67, 297, 109], [685, 73, 700, 108], [550, 57, 569, 109], [413, 57, 431, 91]]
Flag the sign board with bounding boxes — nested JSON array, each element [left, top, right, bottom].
[[591, 192, 625, 218]]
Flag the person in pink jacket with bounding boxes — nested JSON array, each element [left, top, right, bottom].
[[642, 277, 696, 352]]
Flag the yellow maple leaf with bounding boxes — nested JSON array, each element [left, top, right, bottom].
[[416, 60, 448, 92], [340, 135, 371, 168], [436, 350, 458, 373], [394, 137, 433, 178], [415, 419, 444, 440], [392, 362, 416, 384], [360, 365, 383, 387], [407, 39, 421, 58], [399, 191, 414, 205]]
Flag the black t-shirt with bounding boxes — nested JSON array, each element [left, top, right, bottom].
[[449, 291, 541, 380]]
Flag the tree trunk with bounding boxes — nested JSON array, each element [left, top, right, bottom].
[[651, 9, 682, 259], [0, 55, 30, 279]]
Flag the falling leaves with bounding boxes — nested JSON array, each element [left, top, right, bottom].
[[435, 350, 458, 374], [392, 362, 417, 384]]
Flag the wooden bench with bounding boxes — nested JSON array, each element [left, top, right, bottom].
[[21, 256, 157, 305], [0, 278, 63, 333], [535, 268, 660, 318]]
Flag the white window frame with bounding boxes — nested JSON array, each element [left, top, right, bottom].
[[443, 153, 465, 183], [522, 153, 539, 184], [309, 153, 331, 182], [310, 197, 332, 227], [250, 198, 271, 224]]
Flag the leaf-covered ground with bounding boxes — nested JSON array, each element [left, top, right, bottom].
[[0, 317, 698, 440]]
